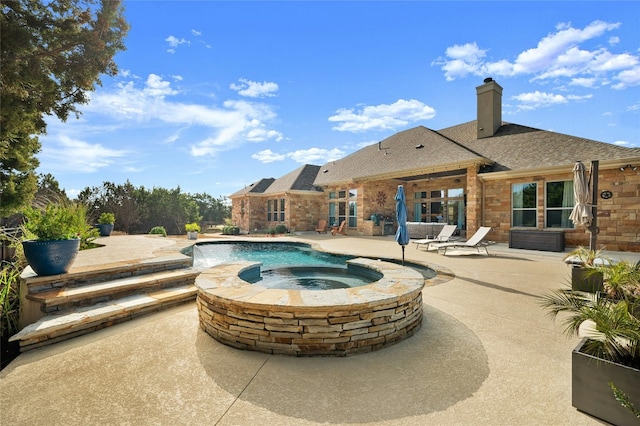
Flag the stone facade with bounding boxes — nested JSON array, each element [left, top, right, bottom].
[[481, 167, 640, 252], [195, 259, 425, 356]]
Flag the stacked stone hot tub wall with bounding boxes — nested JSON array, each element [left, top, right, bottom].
[[195, 258, 425, 356]]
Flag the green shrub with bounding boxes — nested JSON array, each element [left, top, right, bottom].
[[274, 224, 287, 234], [22, 203, 98, 249], [149, 226, 167, 237], [97, 212, 115, 225], [222, 226, 239, 235], [0, 262, 20, 339], [185, 222, 200, 233]]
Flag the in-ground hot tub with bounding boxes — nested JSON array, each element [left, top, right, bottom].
[[195, 258, 425, 356]]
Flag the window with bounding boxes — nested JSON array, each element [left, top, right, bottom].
[[267, 198, 285, 222], [446, 188, 465, 229], [338, 201, 346, 226], [546, 181, 574, 228], [279, 198, 285, 221], [512, 183, 537, 227], [328, 202, 336, 226], [348, 189, 357, 227]]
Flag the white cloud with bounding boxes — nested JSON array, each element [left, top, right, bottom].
[[41, 135, 129, 173], [144, 74, 178, 97], [252, 149, 286, 163], [252, 147, 345, 164], [287, 147, 344, 163], [612, 140, 631, 146], [570, 77, 597, 87], [82, 75, 283, 157], [329, 99, 436, 132], [192, 29, 202, 36], [230, 78, 279, 98], [612, 66, 640, 89], [434, 20, 639, 89], [165, 35, 189, 53], [511, 91, 568, 110]]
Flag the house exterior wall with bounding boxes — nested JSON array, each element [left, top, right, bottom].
[[231, 192, 325, 233], [231, 166, 638, 251], [481, 167, 640, 252], [286, 192, 326, 232]]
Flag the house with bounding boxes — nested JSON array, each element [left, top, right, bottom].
[[230, 79, 640, 252]]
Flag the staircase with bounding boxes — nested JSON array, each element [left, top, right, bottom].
[[10, 254, 200, 352]]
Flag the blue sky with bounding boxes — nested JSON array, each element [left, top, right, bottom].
[[38, 1, 640, 199]]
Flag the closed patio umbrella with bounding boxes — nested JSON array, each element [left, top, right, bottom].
[[395, 185, 410, 265], [568, 160, 597, 249]]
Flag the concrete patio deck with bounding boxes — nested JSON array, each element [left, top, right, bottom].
[[2, 234, 638, 425]]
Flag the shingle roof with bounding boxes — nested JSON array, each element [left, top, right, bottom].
[[229, 178, 275, 197], [438, 121, 640, 172], [263, 164, 322, 194], [231, 117, 640, 196], [313, 126, 491, 186]]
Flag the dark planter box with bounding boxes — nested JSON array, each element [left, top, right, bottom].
[[571, 267, 604, 292], [572, 338, 640, 426], [509, 229, 565, 252]]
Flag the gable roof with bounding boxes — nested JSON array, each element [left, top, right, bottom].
[[438, 121, 640, 173], [263, 164, 322, 194], [313, 126, 491, 186], [229, 178, 275, 197], [229, 165, 323, 198]]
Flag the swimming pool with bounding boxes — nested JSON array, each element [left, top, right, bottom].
[[192, 241, 436, 284], [192, 241, 354, 269]]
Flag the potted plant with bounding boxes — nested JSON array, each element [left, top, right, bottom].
[[541, 259, 640, 426], [96, 212, 115, 237], [21, 204, 92, 276], [563, 246, 606, 292], [185, 222, 200, 240]]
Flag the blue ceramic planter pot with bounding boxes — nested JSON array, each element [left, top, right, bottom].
[[22, 239, 80, 276], [97, 223, 114, 236]]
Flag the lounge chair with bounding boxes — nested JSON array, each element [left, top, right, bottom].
[[331, 220, 347, 236], [315, 219, 328, 234], [432, 226, 492, 255], [412, 224, 457, 251]]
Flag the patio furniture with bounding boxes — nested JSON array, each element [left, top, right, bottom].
[[412, 224, 457, 251], [331, 220, 347, 236], [432, 226, 493, 255], [316, 219, 328, 234]]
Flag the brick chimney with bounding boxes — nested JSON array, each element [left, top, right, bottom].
[[476, 77, 503, 139]]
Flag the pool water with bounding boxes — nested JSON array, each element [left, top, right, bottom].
[[192, 241, 436, 290], [250, 266, 381, 290], [193, 242, 353, 269]]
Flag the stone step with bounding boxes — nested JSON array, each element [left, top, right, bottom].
[[22, 254, 193, 294], [10, 285, 198, 351], [28, 269, 200, 313]]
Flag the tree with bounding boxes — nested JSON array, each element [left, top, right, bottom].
[[0, 0, 129, 217]]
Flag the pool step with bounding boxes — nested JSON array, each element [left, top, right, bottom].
[[12, 253, 199, 351], [10, 285, 197, 351], [28, 269, 200, 313]]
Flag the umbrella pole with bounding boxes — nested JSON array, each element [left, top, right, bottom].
[[589, 160, 599, 251], [402, 246, 405, 266]]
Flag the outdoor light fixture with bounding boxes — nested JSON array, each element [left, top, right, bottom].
[[619, 164, 638, 171]]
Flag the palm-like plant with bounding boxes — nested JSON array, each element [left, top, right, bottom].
[[541, 259, 640, 368]]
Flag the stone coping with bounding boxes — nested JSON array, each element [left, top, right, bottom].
[[195, 258, 426, 356], [196, 257, 425, 310]]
